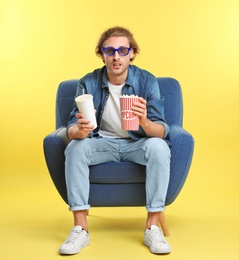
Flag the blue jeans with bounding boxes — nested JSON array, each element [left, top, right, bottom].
[[65, 137, 171, 212]]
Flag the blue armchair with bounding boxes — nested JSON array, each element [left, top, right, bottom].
[[43, 77, 194, 210]]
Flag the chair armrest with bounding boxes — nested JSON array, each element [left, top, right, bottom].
[[169, 124, 194, 163], [43, 127, 70, 159], [166, 124, 195, 204], [43, 127, 69, 203]]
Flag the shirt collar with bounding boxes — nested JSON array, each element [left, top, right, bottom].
[[101, 65, 134, 88]]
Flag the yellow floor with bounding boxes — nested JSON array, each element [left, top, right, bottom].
[[1, 165, 239, 260]]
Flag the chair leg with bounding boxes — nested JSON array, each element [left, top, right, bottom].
[[159, 211, 170, 237]]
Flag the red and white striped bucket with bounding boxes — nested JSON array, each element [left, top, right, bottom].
[[120, 96, 139, 130]]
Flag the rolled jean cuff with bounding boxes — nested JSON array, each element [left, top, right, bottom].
[[69, 205, 90, 211], [146, 206, 165, 212]]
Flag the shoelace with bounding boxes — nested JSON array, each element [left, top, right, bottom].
[[149, 228, 166, 243], [65, 230, 84, 244]]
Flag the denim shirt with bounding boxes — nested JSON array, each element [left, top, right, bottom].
[[67, 65, 169, 140]]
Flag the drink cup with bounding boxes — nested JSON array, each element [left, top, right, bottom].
[[75, 94, 97, 129], [120, 96, 139, 130]]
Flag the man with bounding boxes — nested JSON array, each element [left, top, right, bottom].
[[59, 26, 171, 255]]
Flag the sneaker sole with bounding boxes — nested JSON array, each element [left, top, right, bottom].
[[144, 241, 171, 254], [59, 241, 90, 255]]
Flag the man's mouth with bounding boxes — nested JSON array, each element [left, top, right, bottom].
[[113, 62, 121, 68]]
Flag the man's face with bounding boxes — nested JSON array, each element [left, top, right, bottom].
[[102, 36, 134, 84]]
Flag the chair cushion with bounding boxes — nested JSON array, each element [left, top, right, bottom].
[[89, 162, 146, 184]]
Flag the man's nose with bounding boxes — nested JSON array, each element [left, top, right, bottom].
[[114, 50, 120, 58]]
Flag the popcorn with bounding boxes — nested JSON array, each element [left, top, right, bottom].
[[119, 95, 139, 130]]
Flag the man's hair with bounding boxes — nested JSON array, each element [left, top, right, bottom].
[[95, 26, 140, 62]]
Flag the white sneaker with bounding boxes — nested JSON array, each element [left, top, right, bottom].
[[59, 226, 90, 255], [144, 225, 171, 254]]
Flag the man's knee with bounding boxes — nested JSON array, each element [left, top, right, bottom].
[[65, 139, 91, 157], [145, 138, 170, 160]]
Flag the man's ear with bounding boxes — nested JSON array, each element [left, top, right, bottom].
[[131, 50, 134, 57], [100, 53, 105, 63], [130, 49, 134, 60]]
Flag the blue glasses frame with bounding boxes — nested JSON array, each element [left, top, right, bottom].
[[101, 47, 132, 56]]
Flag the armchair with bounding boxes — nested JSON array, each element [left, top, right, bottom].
[[43, 77, 194, 212]]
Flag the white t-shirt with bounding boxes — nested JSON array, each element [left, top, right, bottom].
[[99, 82, 130, 138]]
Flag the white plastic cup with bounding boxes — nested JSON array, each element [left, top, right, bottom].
[[75, 94, 97, 129]]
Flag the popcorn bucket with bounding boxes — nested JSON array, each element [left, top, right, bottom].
[[120, 96, 139, 130]]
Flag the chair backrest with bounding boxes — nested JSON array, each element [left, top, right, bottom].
[[55, 77, 183, 129]]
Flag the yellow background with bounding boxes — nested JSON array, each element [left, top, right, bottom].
[[1, 0, 239, 259]]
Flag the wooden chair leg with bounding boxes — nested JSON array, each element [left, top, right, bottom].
[[159, 211, 170, 237]]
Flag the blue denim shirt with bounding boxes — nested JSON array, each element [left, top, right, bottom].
[[67, 65, 169, 140]]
